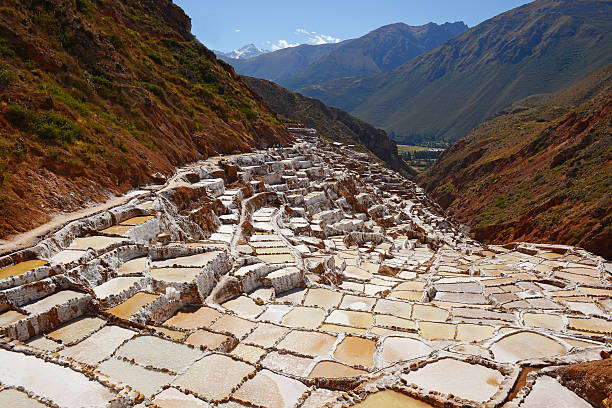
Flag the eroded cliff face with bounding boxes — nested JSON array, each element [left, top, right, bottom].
[[0, 0, 291, 238], [420, 65, 612, 259]]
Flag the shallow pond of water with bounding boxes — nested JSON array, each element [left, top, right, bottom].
[[59, 325, 135, 366], [490, 331, 567, 363], [0, 259, 48, 281], [105, 292, 159, 320], [261, 351, 313, 377], [151, 387, 209, 408], [115, 335, 203, 372], [222, 296, 265, 319], [68, 236, 127, 251], [235, 368, 308, 408], [308, 360, 367, 378], [382, 337, 433, 365], [185, 329, 231, 350], [333, 336, 375, 367], [46, 316, 105, 344], [164, 306, 221, 330], [96, 357, 173, 398], [303, 288, 343, 309], [520, 375, 591, 408], [0, 310, 27, 327], [402, 358, 503, 403], [117, 257, 148, 276], [352, 390, 433, 408], [172, 353, 254, 401], [325, 310, 374, 329], [0, 388, 48, 407], [23, 290, 87, 315], [281, 306, 326, 329], [0, 348, 116, 407], [277, 330, 336, 357]]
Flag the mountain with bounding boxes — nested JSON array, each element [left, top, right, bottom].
[[226, 21, 467, 89], [215, 44, 268, 60], [0, 0, 290, 238], [227, 42, 346, 84], [419, 64, 612, 259], [242, 76, 415, 177], [300, 0, 612, 144], [283, 22, 468, 90]]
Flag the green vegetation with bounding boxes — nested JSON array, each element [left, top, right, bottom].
[[0, 67, 12, 87], [143, 82, 164, 98], [146, 51, 163, 65], [6, 105, 82, 144], [397, 145, 443, 172], [75, 0, 93, 17], [0, 38, 15, 57], [40, 82, 90, 115]]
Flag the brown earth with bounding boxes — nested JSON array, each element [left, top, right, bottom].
[[0, 0, 291, 240], [550, 358, 612, 408]]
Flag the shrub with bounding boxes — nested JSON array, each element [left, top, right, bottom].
[[35, 111, 82, 143], [0, 68, 13, 87], [6, 105, 33, 129], [0, 38, 15, 57], [146, 51, 163, 65], [40, 82, 89, 115], [5, 104, 82, 143], [143, 82, 164, 98], [75, 0, 93, 17], [92, 74, 112, 88]]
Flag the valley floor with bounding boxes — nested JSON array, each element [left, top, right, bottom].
[[0, 130, 609, 407]]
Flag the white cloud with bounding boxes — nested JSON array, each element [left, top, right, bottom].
[[268, 29, 341, 51], [235, 29, 241, 32], [270, 40, 300, 51], [294, 29, 341, 45]]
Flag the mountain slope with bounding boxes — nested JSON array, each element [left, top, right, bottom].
[[301, 0, 612, 144], [226, 42, 346, 84], [0, 0, 290, 238], [242, 76, 415, 177], [419, 64, 612, 259], [282, 22, 467, 90]]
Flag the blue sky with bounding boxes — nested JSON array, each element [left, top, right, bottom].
[[174, 0, 533, 52]]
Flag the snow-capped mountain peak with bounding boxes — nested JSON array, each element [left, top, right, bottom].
[[215, 44, 268, 60]]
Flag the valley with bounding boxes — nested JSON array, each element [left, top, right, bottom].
[[0, 129, 609, 407]]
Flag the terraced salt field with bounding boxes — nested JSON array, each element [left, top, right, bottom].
[[0, 130, 609, 407]]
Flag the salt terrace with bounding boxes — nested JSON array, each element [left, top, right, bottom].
[[0, 129, 610, 407]]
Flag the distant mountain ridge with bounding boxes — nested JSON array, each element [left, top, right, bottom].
[[299, 0, 612, 144], [225, 21, 468, 90], [215, 44, 268, 60], [283, 21, 469, 90]]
